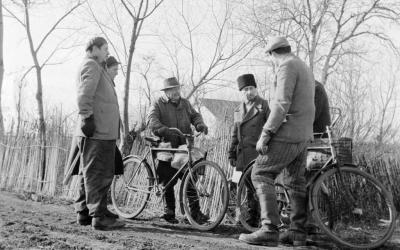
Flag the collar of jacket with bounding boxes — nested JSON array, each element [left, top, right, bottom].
[[86, 55, 106, 68], [160, 95, 184, 109], [276, 52, 295, 67]]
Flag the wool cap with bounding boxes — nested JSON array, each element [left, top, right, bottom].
[[237, 74, 257, 91], [106, 56, 120, 68], [265, 36, 290, 53]]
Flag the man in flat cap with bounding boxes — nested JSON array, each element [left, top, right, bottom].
[[72, 37, 125, 230], [146, 77, 209, 224], [239, 37, 315, 246], [228, 74, 270, 227]]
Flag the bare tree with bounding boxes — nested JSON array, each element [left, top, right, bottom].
[[4, 0, 84, 190], [13, 75, 28, 137], [0, 0, 4, 138], [375, 66, 399, 145], [242, 0, 400, 84], [327, 56, 375, 141], [161, 0, 258, 104]]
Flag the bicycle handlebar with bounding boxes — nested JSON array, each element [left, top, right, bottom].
[[168, 127, 202, 138]]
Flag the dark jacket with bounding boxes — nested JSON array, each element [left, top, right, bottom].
[[228, 96, 270, 171], [314, 81, 331, 134], [146, 96, 205, 148], [263, 53, 315, 143], [63, 136, 123, 185]]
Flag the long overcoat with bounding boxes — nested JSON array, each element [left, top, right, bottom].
[[228, 95, 270, 171]]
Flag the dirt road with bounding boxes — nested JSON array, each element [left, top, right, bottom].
[[0, 191, 399, 250]]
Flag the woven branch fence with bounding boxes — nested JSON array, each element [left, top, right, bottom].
[[1, 119, 399, 214]]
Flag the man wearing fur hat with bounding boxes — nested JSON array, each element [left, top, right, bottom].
[[146, 77, 209, 224], [239, 37, 315, 246], [228, 74, 270, 227]]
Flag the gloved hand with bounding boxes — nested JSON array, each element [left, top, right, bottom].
[[256, 131, 271, 155], [81, 115, 95, 137], [157, 127, 183, 137], [229, 158, 237, 167], [196, 123, 208, 135]]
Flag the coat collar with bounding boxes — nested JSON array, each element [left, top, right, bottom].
[[239, 95, 263, 124], [160, 95, 185, 109]]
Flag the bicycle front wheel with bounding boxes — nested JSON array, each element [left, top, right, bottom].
[[182, 160, 229, 231], [111, 156, 154, 219], [311, 165, 397, 249]]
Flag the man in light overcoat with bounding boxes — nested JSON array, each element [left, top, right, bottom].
[[239, 37, 315, 246]]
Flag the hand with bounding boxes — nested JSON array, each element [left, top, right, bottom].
[[229, 158, 237, 167], [81, 115, 95, 137], [256, 132, 271, 155], [196, 123, 208, 135]]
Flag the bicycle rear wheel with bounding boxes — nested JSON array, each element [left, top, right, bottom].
[[111, 156, 154, 219], [182, 160, 229, 231], [311, 165, 397, 249]]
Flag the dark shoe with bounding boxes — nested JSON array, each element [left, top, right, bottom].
[[77, 210, 92, 226], [192, 211, 209, 224], [279, 230, 307, 246], [161, 213, 179, 224], [239, 226, 278, 246], [92, 216, 125, 230], [104, 209, 119, 219]]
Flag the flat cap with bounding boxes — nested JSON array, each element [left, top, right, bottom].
[[265, 36, 290, 53], [106, 56, 120, 67], [85, 36, 107, 51]]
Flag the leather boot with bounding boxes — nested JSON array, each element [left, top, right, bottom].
[[279, 191, 307, 246], [77, 209, 92, 226], [245, 190, 260, 227], [239, 193, 280, 246], [187, 183, 209, 224], [161, 187, 178, 224], [104, 208, 119, 219], [92, 216, 125, 230]]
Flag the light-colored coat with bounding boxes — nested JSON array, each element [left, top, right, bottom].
[[74, 57, 120, 140], [264, 53, 315, 143], [229, 96, 270, 171]]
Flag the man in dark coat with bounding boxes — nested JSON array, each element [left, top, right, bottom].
[[146, 77, 209, 224], [69, 38, 125, 230], [228, 74, 270, 226], [313, 80, 331, 135], [239, 37, 315, 246]]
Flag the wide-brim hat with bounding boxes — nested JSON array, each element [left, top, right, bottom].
[[106, 56, 120, 67], [237, 74, 257, 91], [161, 77, 181, 91], [265, 36, 290, 53]]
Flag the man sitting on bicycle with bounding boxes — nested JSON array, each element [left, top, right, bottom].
[[146, 77, 209, 224]]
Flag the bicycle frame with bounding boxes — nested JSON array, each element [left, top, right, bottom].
[[128, 133, 200, 200]]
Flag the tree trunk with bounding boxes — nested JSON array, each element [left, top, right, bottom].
[[24, 0, 47, 190], [121, 24, 138, 156], [0, 0, 4, 138]]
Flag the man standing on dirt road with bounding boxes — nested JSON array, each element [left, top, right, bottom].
[[72, 37, 125, 230], [228, 73, 270, 227], [239, 36, 315, 247]]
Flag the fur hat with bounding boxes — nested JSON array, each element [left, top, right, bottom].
[[237, 74, 257, 91]]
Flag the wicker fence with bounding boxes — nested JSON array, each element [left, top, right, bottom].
[[1, 120, 399, 212]]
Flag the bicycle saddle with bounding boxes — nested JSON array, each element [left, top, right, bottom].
[[144, 136, 161, 146]]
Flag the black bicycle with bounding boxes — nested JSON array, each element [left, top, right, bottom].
[[111, 128, 229, 231], [237, 111, 397, 249]]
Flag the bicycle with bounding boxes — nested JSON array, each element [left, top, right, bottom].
[[236, 110, 397, 249], [111, 128, 229, 231]]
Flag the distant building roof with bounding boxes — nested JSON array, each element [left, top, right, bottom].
[[200, 98, 240, 123]]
